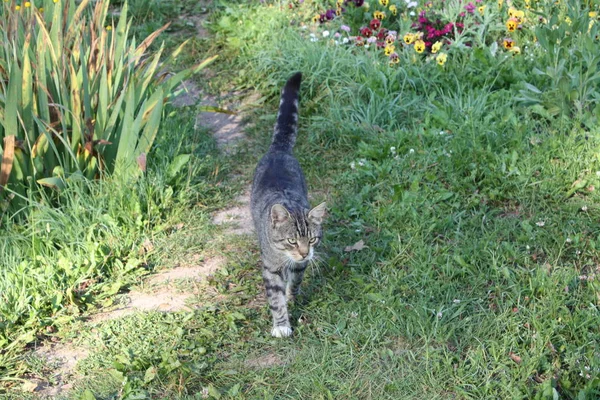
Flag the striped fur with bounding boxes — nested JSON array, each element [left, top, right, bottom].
[[250, 72, 327, 338]]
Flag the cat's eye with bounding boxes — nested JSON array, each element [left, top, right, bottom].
[[287, 238, 297, 245], [309, 237, 319, 244]]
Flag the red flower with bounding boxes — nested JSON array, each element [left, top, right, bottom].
[[360, 26, 373, 37], [376, 28, 388, 40], [370, 18, 381, 30]]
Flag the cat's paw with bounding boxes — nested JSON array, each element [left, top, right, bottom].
[[271, 325, 293, 338]]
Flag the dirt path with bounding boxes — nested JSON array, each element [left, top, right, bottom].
[[30, 16, 258, 399]]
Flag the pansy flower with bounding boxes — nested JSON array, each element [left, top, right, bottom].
[[431, 41, 442, 53], [373, 10, 386, 20], [502, 38, 515, 49], [355, 36, 365, 46], [379, 0, 389, 6], [376, 28, 388, 40], [385, 34, 395, 45], [403, 33, 416, 44], [389, 5, 397, 15], [354, 0, 364, 6], [478, 5, 485, 15], [389, 52, 400, 65], [414, 39, 425, 53], [506, 18, 519, 32], [436, 52, 447, 65], [360, 26, 374, 37], [325, 9, 336, 19], [370, 18, 381, 30], [509, 46, 520, 55], [384, 44, 395, 55], [312, 14, 320, 23]]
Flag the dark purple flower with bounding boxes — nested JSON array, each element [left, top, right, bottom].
[[354, 0, 364, 6], [319, 13, 326, 23], [325, 9, 336, 20]]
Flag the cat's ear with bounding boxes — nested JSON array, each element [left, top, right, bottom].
[[308, 202, 327, 225], [271, 204, 290, 227]]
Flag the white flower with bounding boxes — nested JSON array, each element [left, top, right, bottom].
[[436, 311, 443, 319], [453, 299, 461, 304], [409, 11, 416, 16], [439, 131, 445, 135], [322, 30, 330, 37], [334, 40, 340, 45], [367, 36, 377, 43], [581, 205, 588, 211], [596, 171, 600, 177], [358, 159, 366, 167], [536, 221, 545, 227], [407, 1, 418, 8], [409, 148, 415, 154], [566, 238, 572, 243], [526, 245, 530, 250], [350, 161, 356, 169], [342, 37, 349, 44]]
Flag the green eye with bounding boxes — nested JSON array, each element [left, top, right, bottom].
[[287, 238, 297, 245]]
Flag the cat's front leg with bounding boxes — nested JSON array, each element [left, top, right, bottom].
[[286, 262, 307, 302], [263, 265, 292, 337]]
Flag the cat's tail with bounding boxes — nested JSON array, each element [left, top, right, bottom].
[[270, 72, 302, 153]]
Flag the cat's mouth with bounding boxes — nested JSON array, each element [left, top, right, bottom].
[[287, 248, 313, 263]]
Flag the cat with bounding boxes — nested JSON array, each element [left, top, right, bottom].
[[250, 72, 327, 338]]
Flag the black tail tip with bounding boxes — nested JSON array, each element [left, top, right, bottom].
[[285, 72, 302, 91]]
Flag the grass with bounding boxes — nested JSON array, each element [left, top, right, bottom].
[[3, 0, 600, 399]]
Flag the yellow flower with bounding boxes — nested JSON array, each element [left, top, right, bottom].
[[389, 53, 400, 65], [431, 41, 442, 53], [106, 25, 112, 31], [506, 18, 519, 32], [312, 14, 320, 23], [379, 0, 389, 6], [403, 33, 415, 44], [15, 5, 20, 9], [508, 7, 517, 17], [337, 0, 343, 6], [590, 11, 598, 19], [385, 36, 395, 45], [498, 0, 503, 9], [513, 9, 525, 23], [509, 46, 521, 55], [436, 53, 447, 66], [414, 39, 425, 53], [374, 10, 386, 20], [336, 7, 342, 16], [39, 7, 43, 11], [25, 1, 30, 7], [389, 4, 397, 15], [384, 45, 395, 55], [502, 38, 515, 49], [565, 16, 572, 25], [478, 5, 486, 15]]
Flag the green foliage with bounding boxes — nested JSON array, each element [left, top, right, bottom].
[[0, 0, 214, 212]]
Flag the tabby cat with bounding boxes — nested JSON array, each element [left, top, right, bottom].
[[250, 72, 327, 338]]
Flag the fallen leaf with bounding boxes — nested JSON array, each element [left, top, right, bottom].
[[344, 239, 367, 252], [509, 352, 522, 364], [21, 380, 38, 393]]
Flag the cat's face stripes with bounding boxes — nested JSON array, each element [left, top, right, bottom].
[[270, 205, 323, 262]]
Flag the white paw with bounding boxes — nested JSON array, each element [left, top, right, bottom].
[[271, 326, 293, 338]]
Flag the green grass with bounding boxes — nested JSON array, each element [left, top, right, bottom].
[[3, 0, 600, 399]]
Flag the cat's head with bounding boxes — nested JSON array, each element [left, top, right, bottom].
[[269, 202, 327, 263]]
